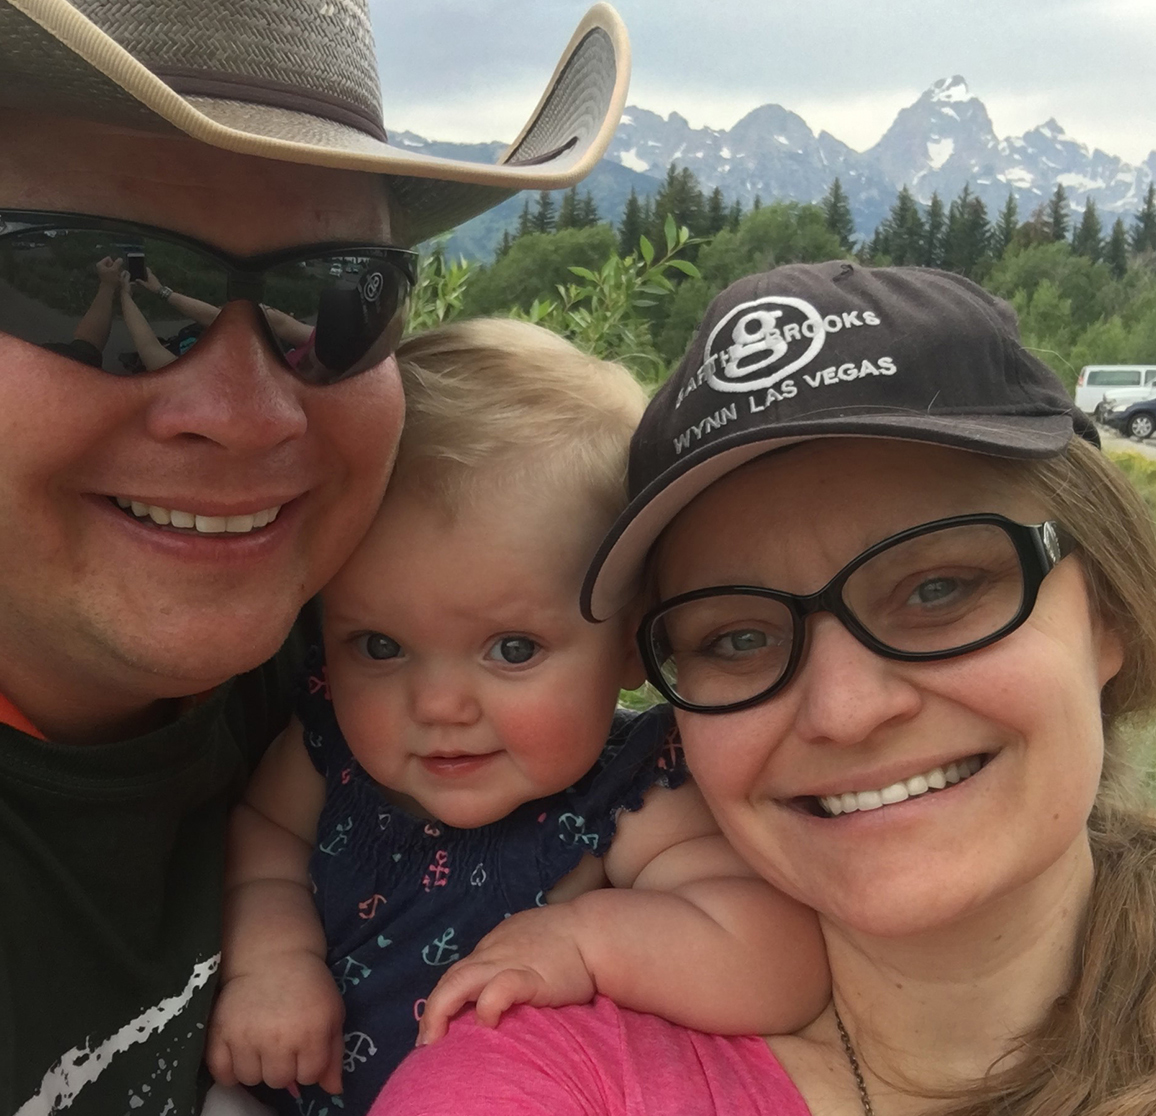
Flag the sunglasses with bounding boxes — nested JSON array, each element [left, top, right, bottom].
[[0, 210, 416, 385], [640, 514, 1074, 714]]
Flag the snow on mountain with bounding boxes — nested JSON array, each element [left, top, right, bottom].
[[391, 76, 1154, 257]]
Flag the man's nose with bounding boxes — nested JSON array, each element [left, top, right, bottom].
[[142, 303, 308, 451], [789, 614, 922, 747]]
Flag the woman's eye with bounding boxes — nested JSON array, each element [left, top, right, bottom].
[[358, 633, 402, 660], [705, 628, 769, 658], [905, 576, 970, 607], [486, 636, 539, 665]]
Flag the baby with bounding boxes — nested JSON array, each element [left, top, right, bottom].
[[206, 319, 829, 1114]]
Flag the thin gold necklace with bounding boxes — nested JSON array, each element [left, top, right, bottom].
[[833, 1006, 876, 1116]]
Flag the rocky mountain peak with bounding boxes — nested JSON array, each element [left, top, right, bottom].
[[927, 75, 974, 104]]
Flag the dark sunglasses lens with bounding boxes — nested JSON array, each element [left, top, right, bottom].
[[1, 224, 409, 383], [0, 227, 227, 374], [262, 255, 410, 384]]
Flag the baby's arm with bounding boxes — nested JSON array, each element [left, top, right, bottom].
[[205, 720, 345, 1095], [420, 780, 829, 1040]]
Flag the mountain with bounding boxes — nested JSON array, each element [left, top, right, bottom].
[[390, 77, 1156, 260]]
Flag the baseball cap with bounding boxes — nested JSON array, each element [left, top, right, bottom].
[[582, 260, 1096, 621]]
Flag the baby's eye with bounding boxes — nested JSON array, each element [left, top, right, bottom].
[[485, 636, 539, 665], [357, 633, 402, 661]]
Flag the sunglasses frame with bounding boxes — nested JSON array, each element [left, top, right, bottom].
[[639, 513, 1075, 715], [0, 208, 417, 381]]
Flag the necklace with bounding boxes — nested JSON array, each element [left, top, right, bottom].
[[833, 1006, 876, 1116]]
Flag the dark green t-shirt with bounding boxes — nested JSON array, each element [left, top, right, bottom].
[[0, 621, 309, 1115]]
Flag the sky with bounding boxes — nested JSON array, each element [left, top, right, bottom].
[[370, 0, 1156, 164]]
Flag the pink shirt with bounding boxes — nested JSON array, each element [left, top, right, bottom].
[[373, 996, 813, 1115]]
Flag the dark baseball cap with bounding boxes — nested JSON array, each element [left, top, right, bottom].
[[582, 260, 1097, 621]]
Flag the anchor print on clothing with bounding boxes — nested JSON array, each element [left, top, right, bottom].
[[422, 849, 450, 892], [421, 927, 460, 966], [557, 812, 599, 851], [318, 816, 353, 857]]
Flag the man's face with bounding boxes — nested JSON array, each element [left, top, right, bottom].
[[0, 112, 404, 739]]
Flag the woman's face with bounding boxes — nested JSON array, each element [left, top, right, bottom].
[[658, 438, 1123, 938]]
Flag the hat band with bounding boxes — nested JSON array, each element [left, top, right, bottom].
[[155, 68, 388, 142]]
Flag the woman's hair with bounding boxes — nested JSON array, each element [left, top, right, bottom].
[[393, 318, 648, 520], [938, 435, 1156, 1116]]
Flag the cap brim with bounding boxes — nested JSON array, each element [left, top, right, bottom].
[[581, 412, 1076, 621], [4, 0, 629, 244]]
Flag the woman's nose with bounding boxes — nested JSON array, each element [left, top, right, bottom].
[[789, 614, 922, 747], [142, 303, 308, 451]]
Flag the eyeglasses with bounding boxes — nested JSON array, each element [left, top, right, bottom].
[[639, 514, 1074, 714], [0, 210, 416, 384]]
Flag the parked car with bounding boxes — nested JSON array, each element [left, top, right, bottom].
[[1101, 397, 1156, 439], [1093, 384, 1156, 422], [1075, 364, 1156, 413]]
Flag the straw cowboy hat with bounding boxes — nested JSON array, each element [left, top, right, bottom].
[[1, 0, 630, 245]]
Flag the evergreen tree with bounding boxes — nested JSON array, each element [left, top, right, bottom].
[[942, 185, 991, 278], [752, 194, 763, 211], [879, 186, 926, 266], [727, 200, 743, 231], [1106, 217, 1129, 279], [1131, 183, 1156, 253], [924, 191, 946, 267], [706, 187, 727, 236], [1047, 183, 1069, 243], [531, 190, 556, 234], [496, 229, 514, 259], [1072, 198, 1103, 262], [994, 192, 1018, 257], [821, 177, 855, 252], [577, 191, 599, 228], [650, 163, 707, 243], [618, 188, 643, 256], [516, 197, 533, 239], [556, 186, 579, 230]]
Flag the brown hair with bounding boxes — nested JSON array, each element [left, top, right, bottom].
[[939, 435, 1156, 1116]]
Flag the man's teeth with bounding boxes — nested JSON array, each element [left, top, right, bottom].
[[115, 496, 281, 534], [818, 756, 984, 817]]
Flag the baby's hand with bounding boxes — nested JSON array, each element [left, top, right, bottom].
[[205, 952, 345, 1095], [419, 905, 597, 1044]]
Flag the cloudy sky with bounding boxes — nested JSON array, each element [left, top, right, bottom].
[[370, 0, 1156, 164]]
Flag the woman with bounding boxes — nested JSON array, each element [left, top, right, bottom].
[[376, 262, 1156, 1115]]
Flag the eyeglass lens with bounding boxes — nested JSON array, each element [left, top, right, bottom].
[[0, 225, 406, 380], [648, 522, 1029, 710]]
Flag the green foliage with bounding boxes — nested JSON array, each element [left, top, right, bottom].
[[822, 178, 856, 253], [1107, 219, 1129, 280], [405, 242, 478, 334], [1048, 183, 1070, 243], [656, 201, 848, 361], [1072, 199, 1104, 262], [512, 216, 703, 384], [1107, 451, 1156, 519], [1131, 184, 1156, 254], [462, 225, 617, 318]]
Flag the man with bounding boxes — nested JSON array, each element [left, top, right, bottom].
[[0, 1, 628, 1111]]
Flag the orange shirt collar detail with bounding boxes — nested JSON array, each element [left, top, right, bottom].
[[0, 691, 46, 740]]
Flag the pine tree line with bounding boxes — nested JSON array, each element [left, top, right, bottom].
[[497, 160, 1156, 288]]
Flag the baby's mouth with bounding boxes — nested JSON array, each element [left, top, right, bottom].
[[109, 496, 282, 535], [804, 754, 990, 817]]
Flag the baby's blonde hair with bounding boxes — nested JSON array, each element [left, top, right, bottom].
[[394, 318, 648, 522]]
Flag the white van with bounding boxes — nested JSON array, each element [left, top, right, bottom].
[[1075, 365, 1156, 413]]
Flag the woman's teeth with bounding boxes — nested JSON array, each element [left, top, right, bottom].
[[114, 496, 281, 534], [818, 755, 985, 817]]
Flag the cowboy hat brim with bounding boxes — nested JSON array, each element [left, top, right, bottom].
[[3, 0, 630, 244]]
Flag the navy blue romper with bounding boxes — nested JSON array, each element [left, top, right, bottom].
[[276, 648, 686, 1116]]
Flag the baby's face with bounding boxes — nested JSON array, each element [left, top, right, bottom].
[[321, 480, 641, 828]]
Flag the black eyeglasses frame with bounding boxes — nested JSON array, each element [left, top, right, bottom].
[[638, 513, 1075, 715]]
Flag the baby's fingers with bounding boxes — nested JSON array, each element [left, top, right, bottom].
[[474, 969, 543, 1028], [420, 962, 500, 1043]]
